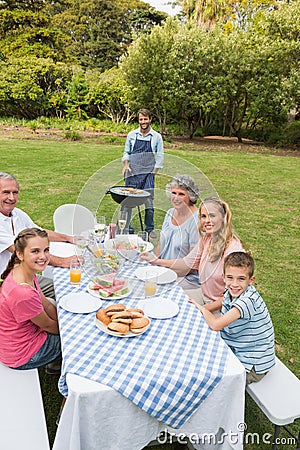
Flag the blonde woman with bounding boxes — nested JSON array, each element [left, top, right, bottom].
[[141, 197, 245, 310]]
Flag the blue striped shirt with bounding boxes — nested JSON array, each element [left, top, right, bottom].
[[220, 285, 275, 374]]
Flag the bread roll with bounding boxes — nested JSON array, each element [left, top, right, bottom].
[[130, 317, 150, 334], [105, 304, 126, 316], [127, 308, 144, 318], [107, 322, 130, 335], [111, 311, 133, 324], [96, 309, 111, 325]]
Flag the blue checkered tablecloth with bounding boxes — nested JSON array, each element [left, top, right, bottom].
[[54, 260, 229, 428]]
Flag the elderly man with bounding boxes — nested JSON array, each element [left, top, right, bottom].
[[0, 172, 75, 299]]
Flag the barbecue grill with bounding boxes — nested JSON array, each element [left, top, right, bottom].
[[106, 186, 150, 231]]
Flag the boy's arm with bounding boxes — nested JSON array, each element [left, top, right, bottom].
[[204, 297, 223, 312], [189, 299, 241, 331]]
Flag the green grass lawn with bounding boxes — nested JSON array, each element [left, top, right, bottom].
[[1, 137, 299, 449]]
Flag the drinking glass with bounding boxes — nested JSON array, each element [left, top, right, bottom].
[[74, 235, 89, 256], [148, 229, 160, 254], [95, 215, 106, 234], [137, 231, 148, 253], [145, 270, 158, 297], [70, 260, 82, 287], [92, 242, 104, 259], [118, 211, 127, 234]]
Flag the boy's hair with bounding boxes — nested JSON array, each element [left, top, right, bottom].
[[224, 252, 254, 277]]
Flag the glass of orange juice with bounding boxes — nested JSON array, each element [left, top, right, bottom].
[[145, 270, 157, 297], [70, 260, 82, 286], [92, 243, 104, 259]]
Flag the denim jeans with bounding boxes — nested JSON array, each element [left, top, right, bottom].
[[14, 333, 61, 370]]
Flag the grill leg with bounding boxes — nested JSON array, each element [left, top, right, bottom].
[[272, 425, 281, 450], [137, 206, 144, 231]]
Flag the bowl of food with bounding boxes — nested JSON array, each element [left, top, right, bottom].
[[104, 235, 153, 260]]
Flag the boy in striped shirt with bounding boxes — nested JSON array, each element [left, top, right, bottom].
[[189, 252, 275, 384]]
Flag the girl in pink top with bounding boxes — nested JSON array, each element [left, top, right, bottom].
[[141, 197, 244, 309], [0, 228, 61, 369]]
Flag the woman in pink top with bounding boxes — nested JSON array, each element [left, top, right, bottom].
[[0, 228, 61, 370], [141, 197, 244, 310]]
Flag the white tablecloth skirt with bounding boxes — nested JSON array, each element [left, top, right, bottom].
[[53, 350, 245, 450]]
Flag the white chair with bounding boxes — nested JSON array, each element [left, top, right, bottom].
[[0, 363, 50, 450], [246, 356, 300, 449], [53, 203, 95, 235]]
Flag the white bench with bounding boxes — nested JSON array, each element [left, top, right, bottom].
[[246, 356, 300, 450], [0, 363, 50, 450]]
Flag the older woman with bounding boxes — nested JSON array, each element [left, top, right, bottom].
[[141, 197, 245, 310], [156, 174, 200, 288]]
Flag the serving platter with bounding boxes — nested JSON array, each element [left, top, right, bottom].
[[94, 317, 150, 338]]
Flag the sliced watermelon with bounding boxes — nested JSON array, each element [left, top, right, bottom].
[[93, 272, 116, 287], [97, 279, 128, 297]]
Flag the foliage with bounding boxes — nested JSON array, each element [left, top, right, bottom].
[[64, 130, 82, 140], [120, 18, 181, 133], [120, 2, 300, 141], [0, 56, 74, 118], [0, 6, 70, 61], [176, 0, 286, 30], [50, 0, 167, 71], [266, 120, 300, 146], [85, 67, 134, 124], [0, 0, 167, 71], [177, 0, 228, 29], [0, 0, 299, 143]]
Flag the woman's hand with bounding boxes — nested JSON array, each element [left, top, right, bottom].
[[139, 252, 158, 264]]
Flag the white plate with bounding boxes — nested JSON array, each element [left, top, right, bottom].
[[138, 297, 179, 319], [94, 317, 150, 338], [50, 242, 76, 257], [87, 282, 133, 300], [60, 292, 102, 313], [134, 266, 177, 284]]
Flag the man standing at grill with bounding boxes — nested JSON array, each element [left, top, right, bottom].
[[121, 109, 164, 234]]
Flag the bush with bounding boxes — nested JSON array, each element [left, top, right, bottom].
[[267, 121, 300, 146], [64, 130, 82, 141]]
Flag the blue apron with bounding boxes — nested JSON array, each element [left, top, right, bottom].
[[125, 138, 155, 190]]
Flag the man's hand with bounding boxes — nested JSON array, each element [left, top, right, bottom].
[[122, 162, 130, 178], [49, 254, 81, 268]]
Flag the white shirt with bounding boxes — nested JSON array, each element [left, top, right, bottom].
[[0, 208, 37, 274]]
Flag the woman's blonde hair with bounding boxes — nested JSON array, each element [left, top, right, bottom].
[[199, 197, 238, 262], [0, 228, 49, 283]]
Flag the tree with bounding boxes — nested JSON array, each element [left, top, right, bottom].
[[120, 18, 180, 133], [0, 5, 70, 61], [51, 0, 168, 70], [85, 67, 134, 123], [178, 0, 228, 29], [0, 56, 72, 118]]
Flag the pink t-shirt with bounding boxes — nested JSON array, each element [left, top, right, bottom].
[[0, 272, 47, 367], [183, 235, 244, 301]]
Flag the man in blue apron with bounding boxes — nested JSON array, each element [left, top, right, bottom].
[[122, 109, 164, 233]]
